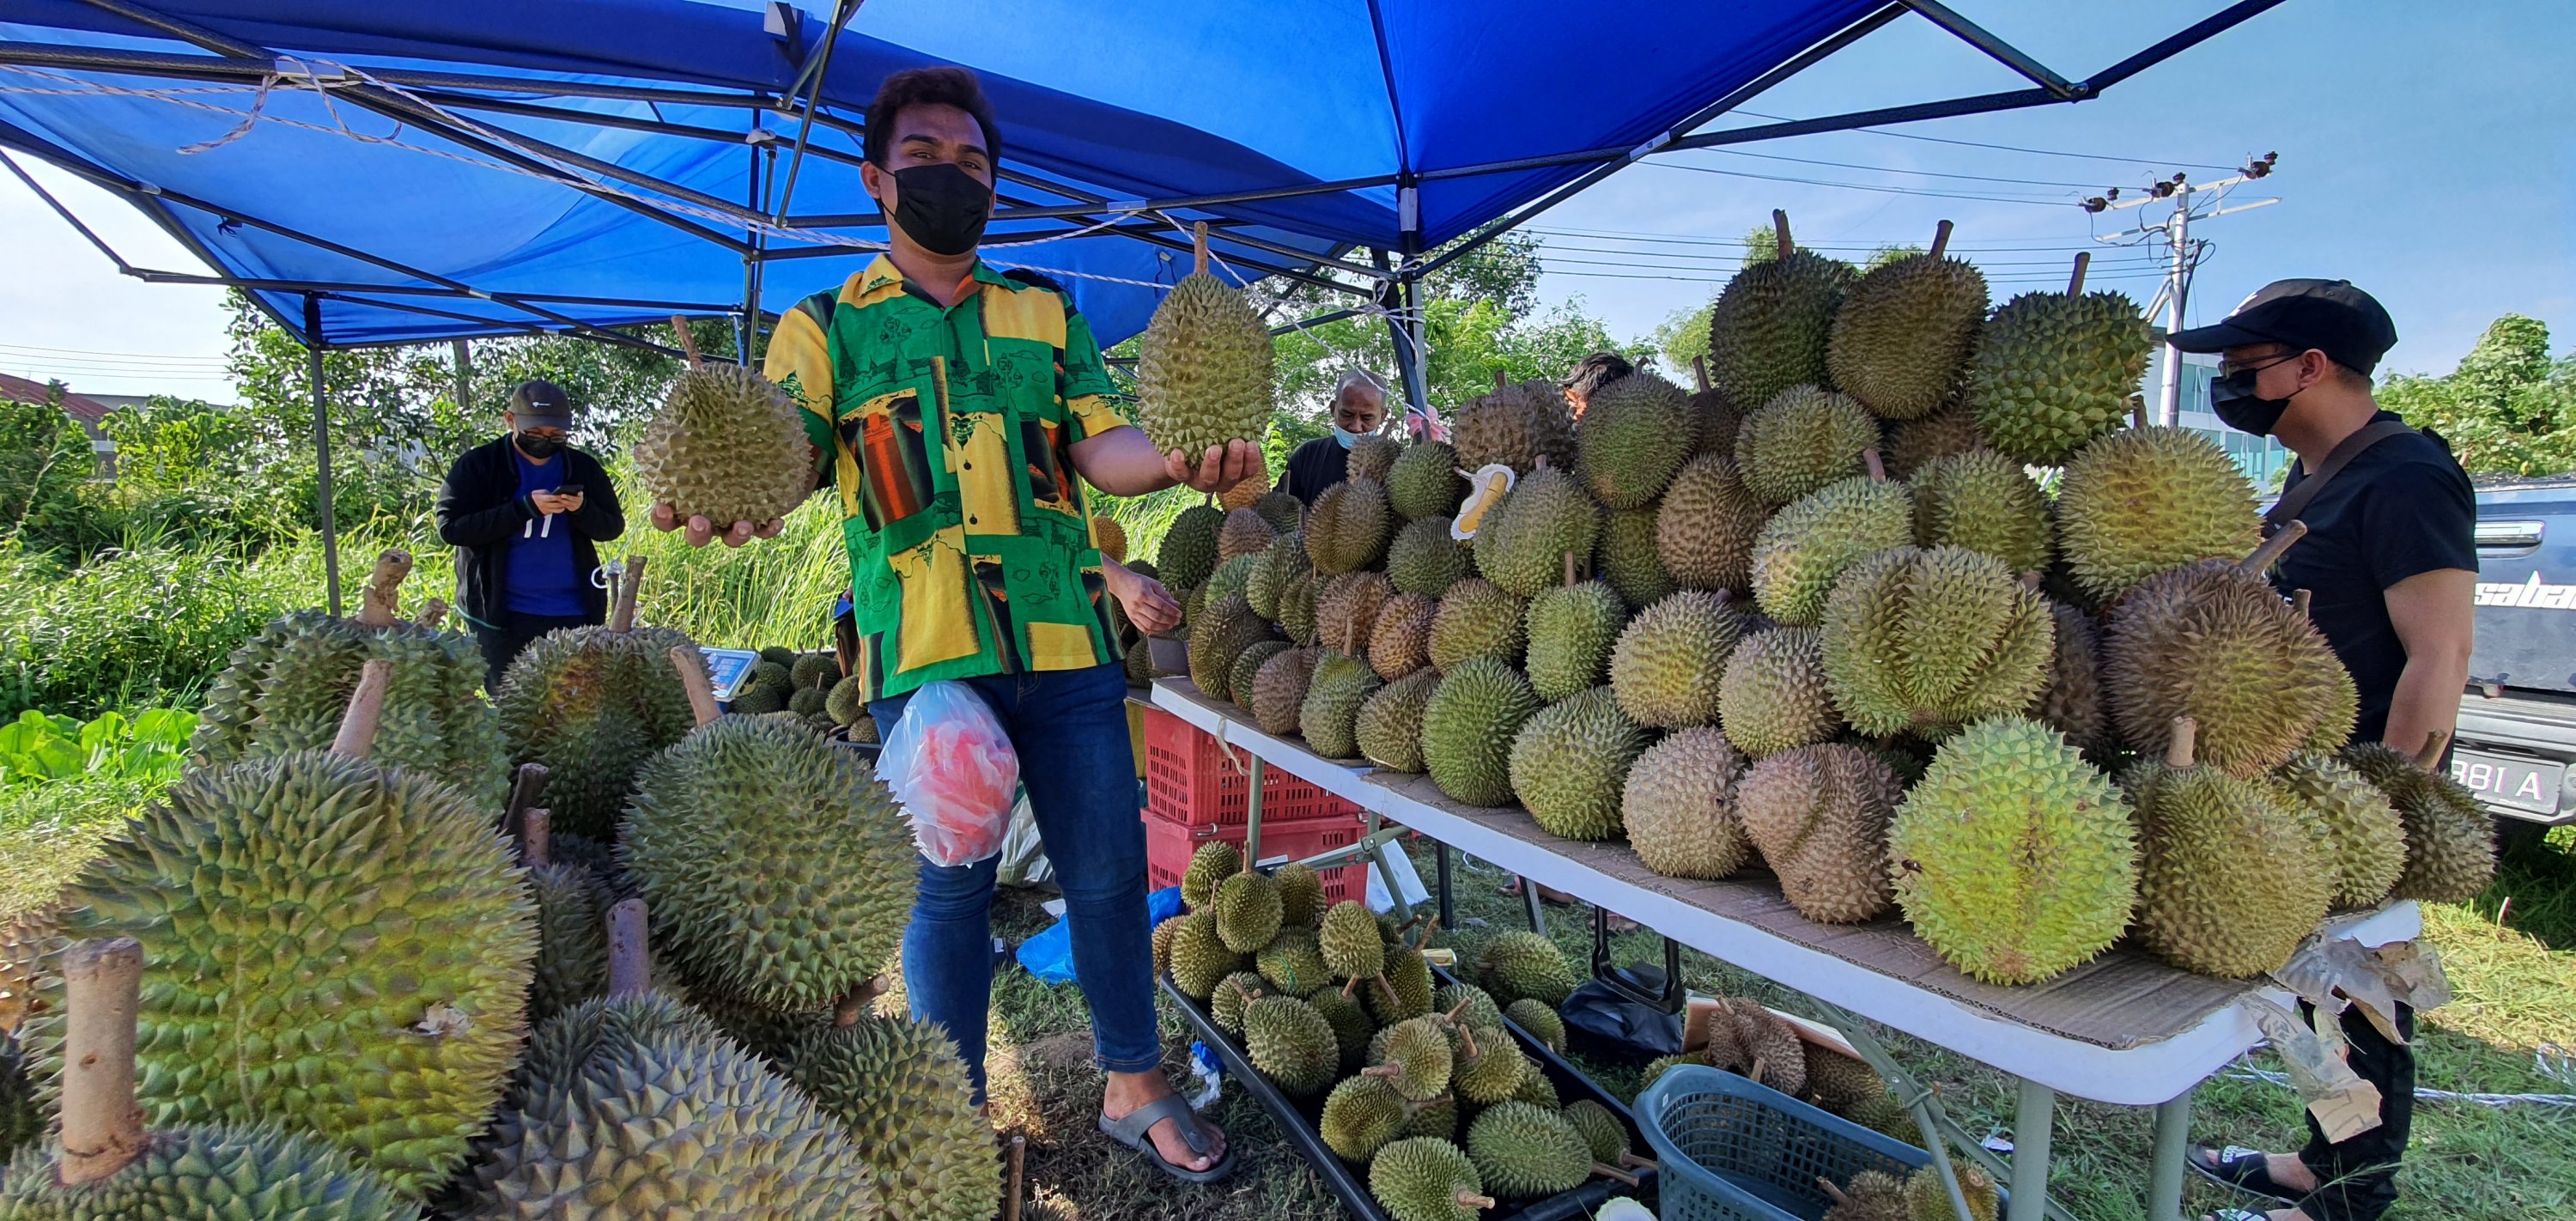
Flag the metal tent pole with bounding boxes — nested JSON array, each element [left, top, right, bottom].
[[2010, 1078, 2056, 1221], [304, 293, 342, 617]]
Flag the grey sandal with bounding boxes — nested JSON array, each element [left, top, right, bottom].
[[1098, 1093, 1235, 1183]]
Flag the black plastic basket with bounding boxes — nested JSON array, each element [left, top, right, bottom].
[[1637, 1065, 2001, 1221]]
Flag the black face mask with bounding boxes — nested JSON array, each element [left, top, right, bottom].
[[2208, 355, 2301, 437], [516, 433, 565, 460], [885, 162, 993, 257]]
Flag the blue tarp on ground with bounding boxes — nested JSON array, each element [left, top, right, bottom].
[[0, 0, 1883, 346]]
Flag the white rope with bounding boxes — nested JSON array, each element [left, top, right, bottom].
[[2224, 1047, 2576, 1109]]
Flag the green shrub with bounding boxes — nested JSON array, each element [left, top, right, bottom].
[[0, 708, 196, 787]]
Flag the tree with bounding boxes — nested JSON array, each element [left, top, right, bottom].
[[0, 386, 104, 556], [1649, 301, 1715, 383], [2379, 314, 2576, 477]]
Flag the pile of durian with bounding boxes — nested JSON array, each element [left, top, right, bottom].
[[732, 642, 877, 743], [1159, 841, 1651, 1219], [1152, 210, 2497, 1000], [0, 558, 994, 1221]]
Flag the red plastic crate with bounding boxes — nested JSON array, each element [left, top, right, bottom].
[[1145, 809, 1369, 906], [1142, 706, 1358, 824]]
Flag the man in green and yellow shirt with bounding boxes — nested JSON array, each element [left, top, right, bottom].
[[653, 65, 1255, 1182]]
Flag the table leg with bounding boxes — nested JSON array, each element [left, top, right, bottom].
[[2010, 1078, 2054, 1221], [1435, 841, 1455, 933], [1519, 875, 1546, 937], [2148, 1089, 2193, 1221], [1245, 756, 1264, 866]]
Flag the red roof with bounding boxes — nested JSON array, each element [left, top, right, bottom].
[[0, 373, 112, 424]]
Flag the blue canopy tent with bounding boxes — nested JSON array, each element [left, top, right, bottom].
[[0, 0, 2281, 611]]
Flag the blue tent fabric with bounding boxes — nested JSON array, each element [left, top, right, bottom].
[[5, 0, 1883, 347]]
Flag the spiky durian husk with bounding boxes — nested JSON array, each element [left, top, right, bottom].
[[1884, 400, 1988, 480], [1523, 581, 1627, 702], [1157, 503, 1225, 591], [25, 751, 535, 1195], [1389, 441, 1469, 520], [1624, 727, 1755, 879], [1609, 590, 1745, 728], [1321, 1074, 1411, 1163], [1250, 647, 1325, 738], [2124, 751, 2333, 977], [527, 862, 613, 1026], [1827, 252, 1989, 421], [2342, 742, 2498, 903], [1465, 1100, 1590, 1200], [1657, 454, 1768, 593], [1307, 479, 1395, 575], [1356, 668, 1442, 773], [0, 1033, 38, 1164], [2273, 751, 2408, 908], [1426, 580, 1527, 673], [1205, 553, 1264, 608], [1738, 744, 1902, 923], [1595, 506, 1675, 610], [1300, 651, 1384, 760], [1317, 571, 1394, 656], [788, 1017, 997, 1221], [1706, 251, 1857, 410], [1454, 380, 1575, 475], [1968, 289, 2154, 466], [1476, 931, 1578, 1008], [1508, 687, 1648, 841], [1718, 626, 1841, 757], [3, 1124, 413, 1219], [2103, 561, 2346, 779], [1370, 1137, 1486, 1221], [1419, 659, 1540, 806], [1472, 467, 1602, 598], [1090, 513, 1128, 564], [1248, 529, 1306, 620], [1227, 640, 1293, 708], [1188, 595, 1279, 699], [624, 715, 917, 1010], [1218, 507, 1279, 566], [495, 623, 701, 840], [1820, 546, 2055, 738], [1368, 592, 1438, 681], [634, 362, 818, 527], [1911, 449, 2050, 574], [1687, 382, 1746, 456], [1135, 271, 1277, 456], [1181, 842, 1242, 912], [1384, 516, 1471, 599], [1749, 476, 1914, 627], [2032, 600, 2110, 755], [2056, 427, 2263, 603], [1735, 386, 1880, 507], [1242, 995, 1340, 1096], [1576, 371, 1693, 509], [1350, 434, 1404, 484]]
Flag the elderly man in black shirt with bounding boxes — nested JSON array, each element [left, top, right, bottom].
[[1279, 368, 1391, 506], [2170, 280, 2476, 1221]]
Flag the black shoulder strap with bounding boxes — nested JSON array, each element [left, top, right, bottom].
[[2266, 418, 2416, 530]]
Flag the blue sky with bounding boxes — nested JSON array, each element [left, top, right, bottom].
[[3, 0, 2568, 402]]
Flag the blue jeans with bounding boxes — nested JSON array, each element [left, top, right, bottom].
[[868, 664, 1157, 1099]]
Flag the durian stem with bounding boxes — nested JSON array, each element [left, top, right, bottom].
[[522, 808, 551, 868], [1692, 355, 1710, 393], [1862, 447, 1886, 483], [1456, 1023, 1480, 1060], [1564, 551, 1579, 587], [1005, 1134, 1028, 1221], [667, 315, 702, 368], [2238, 520, 2308, 575], [58, 936, 145, 1187], [1191, 222, 1210, 276], [610, 555, 647, 631], [1457, 1191, 1498, 1210], [1619, 1152, 1658, 1171], [2293, 588, 2313, 620], [1817, 1176, 1856, 1207], [1749, 1056, 1766, 1085], [2413, 729, 2451, 773], [2166, 717, 2199, 768], [1360, 1064, 1402, 1079], [1929, 219, 1953, 259], [2068, 252, 2091, 295], [1591, 1162, 1643, 1188], [2133, 397, 2150, 429], [1772, 209, 1793, 258], [355, 549, 412, 628], [1343, 975, 1362, 998], [505, 762, 550, 842], [607, 898, 652, 996], [414, 598, 448, 629], [671, 645, 722, 726], [330, 659, 394, 760], [1495, 369, 1509, 393], [1376, 975, 1400, 1010]]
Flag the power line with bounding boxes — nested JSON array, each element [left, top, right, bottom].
[[1732, 109, 2243, 172], [0, 342, 231, 365], [1526, 225, 2112, 253], [1534, 237, 2166, 270], [1639, 160, 2081, 207], [1692, 146, 2119, 191]]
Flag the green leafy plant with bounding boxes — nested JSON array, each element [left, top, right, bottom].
[[0, 708, 197, 787]]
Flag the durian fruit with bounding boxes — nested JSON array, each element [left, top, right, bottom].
[[1206, 552, 1265, 608], [2273, 751, 2407, 908], [1738, 744, 1904, 924], [1884, 401, 1989, 479], [788, 686, 830, 717], [1911, 450, 2050, 574], [1419, 659, 1541, 806], [1822, 1169, 1911, 1221], [1321, 1074, 1413, 1163], [1242, 995, 1340, 1096], [758, 646, 799, 668], [1826, 222, 1989, 421], [526, 841, 614, 1025], [1091, 513, 1129, 564], [2031, 600, 2110, 754], [495, 617, 701, 841], [1188, 595, 1279, 701], [1609, 590, 1746, 728], [2125, 718, 2331, 977], [1905, 1161, 2001, 1221], [1477, 931, 1578, 1008], [1167, 912, 1242, 999], [633, 361, 817, 529], [1524, 581, 1628, 702], [1801, 1044, 1887, 1115], [1705, 212, 1857, 410], [1576, 370, 1694, 509], [1319, 902, 1388, 995], [1158, 503, 1225, 591], [731, 678, 788, 715], [2102, 545, 2347, 779], [1504, 1000, 1566, 1054], [626, 714, 916, 1010], [1278, 571, 1322, 646], [1516, 1068, 1566, 1109], [2343, 738, 2498, 903], [1685, 358, 1747, 456], [1967, 258, 2154, 466], [1465, 1101, 1590, 1200], [1182, 841, 1244, 910], [1250, 646, 1324, 737], [1249, 530, 1309, 620], [1449, 1023, 1532, 1104], [1658, 454, 1769, 593], [1370, 1137, 1493, 1221], [1134, 234, 1277, 458], [1750, 465, 1915, 627], [1210, 972, 1267, 1035], [1256, 489, 1306, 533], [1428, 579, 1528, 672], [1309, 985, 1375, 1072], [1729, 1001, 1809, 1097], [1889, 717, 2139, 984], [1720, 626, 1842, 757], [1371, 945, 1439, 1025], [1212, 866, 1286, 953], [1624, 727, 1756, 879], [2306, 663, 2360, 755], [1455, 378, 1577, 476], [1219, 507, 1279, 565], [1595, 506, 1676, 610], [1224, 463, 1274, 512], [1228, 640, 1293, 710], [1473, 466, 1603, 598], [27, 688, 535, 1196], [2055, 427, 2263, 603], [1301, 652, 1385, 759], [1820, 546, 2055, 739], [1357, 668, 1443, 773], [1308, 479, 1396, 575], [1390, 441, 1469, 520], [1366, 1016, 1456, 1102], [1319, 572, 1395, 656], [1276, 861, 1327, 928], [1151, 916, 1183, 978], [1387, 516, 1475, 599], [1509, 688, 1648, 841], [1257, 927, 1334, 996], [1735, 385, 1880, 507], [787, 1015, 997, 1221], [1369, 592, 1438, 680], [789, 653, 838, 690], [1342, 433, 1400, 485]]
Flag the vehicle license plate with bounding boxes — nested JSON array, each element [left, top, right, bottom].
[[2449, 749, 2564, 817]]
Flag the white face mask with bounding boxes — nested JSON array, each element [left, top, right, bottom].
[[1333, 425, 1365, 449]]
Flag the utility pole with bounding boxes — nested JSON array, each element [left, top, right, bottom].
[[2087, 152, 2280, 426]]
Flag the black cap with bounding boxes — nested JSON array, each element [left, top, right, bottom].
[[2167, 278, 2398, 376], [507, 380, 575, 429]]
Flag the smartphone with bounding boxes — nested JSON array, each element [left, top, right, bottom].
[[553, 483, 585, 496]]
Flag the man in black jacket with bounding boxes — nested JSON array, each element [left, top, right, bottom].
[[434, 380, 626, 689]]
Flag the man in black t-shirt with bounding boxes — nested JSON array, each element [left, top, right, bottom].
[[2169, 280, 2476, 1221], [1279, 369, 1389, 506]]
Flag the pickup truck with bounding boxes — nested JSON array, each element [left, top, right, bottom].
[[2456, 475, 2576, 835]]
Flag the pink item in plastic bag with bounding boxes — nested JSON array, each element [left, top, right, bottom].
[[877, 681, 1021, 867]]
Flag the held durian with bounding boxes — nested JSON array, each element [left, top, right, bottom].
[[1738, 744, 1904, 924], [2055, 427, 2263, 603], [1356, 668, 1443, 773], [1718, 626, 1842, 757], [1624, 727, 1757, 879], [1750, 467, 1914, 627], [1509, 687, 1650, 841], [1658, 454, 1769, 593], [1390, 440, 1469, 520], [1419, 659, 1540, 806], [1609, 590, 1746, 729], [1135, 238, 1277, 458], [1523, 581, 1628, 702], [1820, 547, 2055, 738], [1826, 223, 1989, 421], [1735, 385, 1879, 507], [1911, 450, 2050, 574], [787, 1016, 996, 1221], [1576, 370, 1695, 509], [1472, 466, 1603, 598], [2343, 738, 2497, 903], [2124, 719, 2331, 977], [1967, 262, 2154, 466], [1454, 379, 1577, 476], [1889, 717, 2139, 985], [633, 362, 817, 529], [1705, 213, 1857, 410]]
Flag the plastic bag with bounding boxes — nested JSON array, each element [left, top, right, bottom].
[[877, 680, 1020, 867]]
